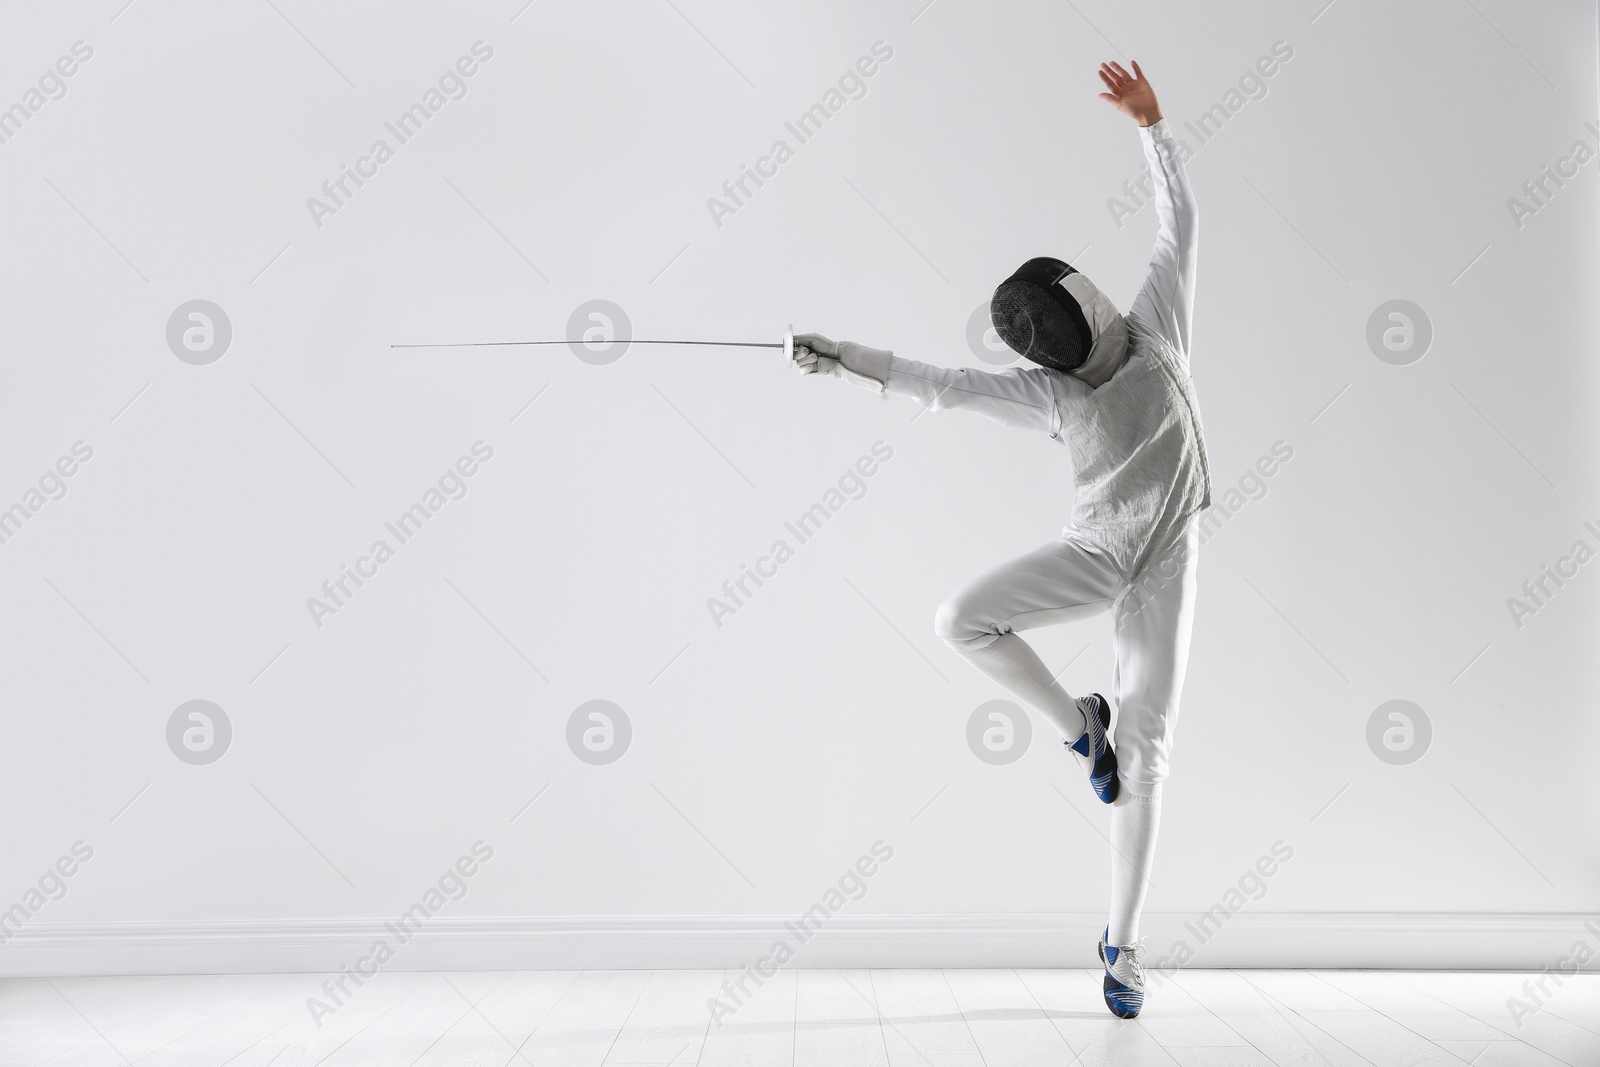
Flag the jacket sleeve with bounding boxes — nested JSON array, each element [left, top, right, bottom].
[[1128, 118, 1198, 360], [841, 345, 1060, 434]]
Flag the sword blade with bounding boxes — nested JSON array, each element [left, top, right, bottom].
[[390, 339, 785, 349]]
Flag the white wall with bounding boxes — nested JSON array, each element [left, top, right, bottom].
[[0, 0, 1596, 976]]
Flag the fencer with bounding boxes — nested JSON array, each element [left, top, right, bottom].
[[791, 60, 1206, 1019]]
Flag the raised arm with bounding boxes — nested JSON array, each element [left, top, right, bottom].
[[1099, 61, 1197, 359], [792, 333, 1060, 435]]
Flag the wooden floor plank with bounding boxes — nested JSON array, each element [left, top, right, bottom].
[[1236, 973, 1366, 1012], [1293, 1009, 1473, 1066], [46, 975, 224, 1035], [512, 970, 655, 1067], [1556, 974, 1600, 1003], [539, 971, 654, 1035], [517, 1028, 627, 1067], [793, 970, 888, 1067], [1316, 971, 1508, 1042], [944, 968, 1096, 1067], [0, 979, 87, 1052], [223, 970, 434, 1067], [1393, 972, 1600, 1066], [24, 1040, 131, 1067], [318, 976, 481, 1067], [698, 967, 796, 1067], [1166, 1048, 1278, 1067], [7, 975, 230, 1066], [138, 972, 317, 1067], [406, 971, 524, 1067], [412, 971, 581, 1067], [1432, 1037, 1571, 1067], [1169, 970, 1370, 1067], [1014, 967, 1183, 1066], [83, 973, 280, 1063], [1130, 969, 1250, 1048], [869, 969, 980, 1058], [0, 968, 1588, 1067], [1461, 972, 1600, 1036], [605, 969, 721, 1064], [0, 988, 105, 1067]]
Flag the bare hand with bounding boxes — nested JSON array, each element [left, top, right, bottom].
[[1098, 60, 1162, 127]]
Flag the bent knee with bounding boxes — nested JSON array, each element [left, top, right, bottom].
[[934, 592, 996, 648]]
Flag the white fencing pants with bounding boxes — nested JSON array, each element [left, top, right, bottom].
[[934, 523, 1199, 795]]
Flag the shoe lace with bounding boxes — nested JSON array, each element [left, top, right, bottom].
[[1119, 938, 1148, 985]]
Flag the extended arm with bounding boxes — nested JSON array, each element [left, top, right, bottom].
[[878, 354, 1060, 434], [792, 333, 1059, 435], [1099, 61, 1198, 359]]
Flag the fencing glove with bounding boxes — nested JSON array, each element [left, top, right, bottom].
[[792, 332, 890, 393]]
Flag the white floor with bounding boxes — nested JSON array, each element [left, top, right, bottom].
[[1, 968, 1595, 1066]]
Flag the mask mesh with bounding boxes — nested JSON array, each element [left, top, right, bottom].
[[991, 280, 1091, 372]]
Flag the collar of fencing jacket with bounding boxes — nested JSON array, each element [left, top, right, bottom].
[[1060, 272, 1129, 388]]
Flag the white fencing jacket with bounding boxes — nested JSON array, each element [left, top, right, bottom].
[[843, 119, 1210, 581]]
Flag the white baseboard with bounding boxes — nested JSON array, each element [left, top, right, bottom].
[[2, 913, 1594, 976]]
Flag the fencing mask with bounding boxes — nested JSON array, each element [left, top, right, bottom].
[[990, 257, 1129, 385]]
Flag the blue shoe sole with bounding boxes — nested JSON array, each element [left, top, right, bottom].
[[1099, 934, 1142, 1018], [1103, 976, 1143, 1018]]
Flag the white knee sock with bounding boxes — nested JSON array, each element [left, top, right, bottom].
[[1108, 791, 1162, 946], [958, 632, 1087, 740]]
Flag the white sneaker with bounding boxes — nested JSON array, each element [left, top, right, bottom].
[[1098, 929, 1147, 1018]]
